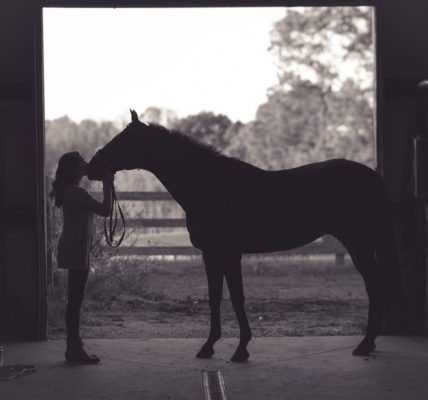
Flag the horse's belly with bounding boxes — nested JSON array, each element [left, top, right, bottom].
[[237, 225, 325, 254], [220, 207, 327, 253], [186, 200, 330, 253]]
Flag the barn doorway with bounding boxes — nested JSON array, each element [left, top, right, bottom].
[[42, 6, 376, 340]]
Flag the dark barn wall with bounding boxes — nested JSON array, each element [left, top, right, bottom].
[[0, 0, 46, 340], [0, 0, 427, 339], [379, 0, 428, 333], [380, 0, 428, 195]]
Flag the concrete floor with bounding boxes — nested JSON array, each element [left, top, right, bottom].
[[1, 336, 428, 399]]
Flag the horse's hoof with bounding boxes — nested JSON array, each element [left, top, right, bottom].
[[231, 349, 249, 363], [196, 345, 214, 359], [352, 341, 376, 356]]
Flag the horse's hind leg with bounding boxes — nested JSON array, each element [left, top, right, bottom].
[[196, 251, 225, 359], [342, 238, 382, 356], [223, 253, 252, 362], [354, 265, 382, 356]]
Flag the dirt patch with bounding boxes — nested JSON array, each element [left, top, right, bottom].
[[48, 256, 368, 340]]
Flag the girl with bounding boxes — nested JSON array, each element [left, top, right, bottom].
[[51, 151, 114, 364]]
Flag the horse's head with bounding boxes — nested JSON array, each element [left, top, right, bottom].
[[87, 109, 151, 180]]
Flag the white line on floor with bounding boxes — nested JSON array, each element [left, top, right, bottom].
[[203, 370, 229, 400]]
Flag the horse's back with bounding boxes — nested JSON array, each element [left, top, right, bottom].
[[230, 159, 388, 252], [269, 158, 378, 188], [264, 159, 383, 207]]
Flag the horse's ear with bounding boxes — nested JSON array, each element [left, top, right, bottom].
[[130, 109, 139, 122]]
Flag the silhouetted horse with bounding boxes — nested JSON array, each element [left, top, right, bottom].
[[87, 110, 400, 362]]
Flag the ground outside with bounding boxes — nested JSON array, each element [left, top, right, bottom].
[[1, 336, 428, 400]]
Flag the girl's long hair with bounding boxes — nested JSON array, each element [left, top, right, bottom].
[[50, 152, 82, 207]]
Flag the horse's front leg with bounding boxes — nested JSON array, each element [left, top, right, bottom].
[[224, 253, 251, 362], [196, 251, 224, 359]]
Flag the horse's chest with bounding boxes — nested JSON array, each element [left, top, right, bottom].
[[186, 210, 230, 249]]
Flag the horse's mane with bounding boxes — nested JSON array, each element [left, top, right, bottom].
[[147, 123, 224, 160]]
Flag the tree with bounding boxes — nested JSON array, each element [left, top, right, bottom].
[[172, 111, 236, 150], [45, 116, 118, 178], [140, 107, 178, 129], [270, 7, 374, 96], [234, 7, 375, 169], [45, 116, 164, 192]]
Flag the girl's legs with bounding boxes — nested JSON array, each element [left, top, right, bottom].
[[66, 268, 89, 344], [65, 269, 99, 363]]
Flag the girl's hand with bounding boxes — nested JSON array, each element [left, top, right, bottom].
[[103, 172, 115, 184]]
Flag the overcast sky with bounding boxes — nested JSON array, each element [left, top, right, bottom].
[[43, 7, 285, 123]]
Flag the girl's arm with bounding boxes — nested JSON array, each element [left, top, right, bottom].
[[70, 174, 114, 217], [100, 173, 114, 216]]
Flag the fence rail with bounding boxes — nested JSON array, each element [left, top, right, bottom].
[[100, 191, 347, 265], [127, 218, 186, 228], [114, 191, 175, 201]]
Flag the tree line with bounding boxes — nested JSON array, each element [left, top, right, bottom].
[[46, 7, 375, 191]]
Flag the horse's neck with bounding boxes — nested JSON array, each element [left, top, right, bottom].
[[153, 162, 194, 211], [145, 138, 211, 212]]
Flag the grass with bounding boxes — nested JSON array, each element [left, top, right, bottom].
[[47, 255, 368, 340]]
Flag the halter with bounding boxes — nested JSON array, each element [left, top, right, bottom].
[[94, 148, 126, 247]]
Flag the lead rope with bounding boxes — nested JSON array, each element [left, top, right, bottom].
[[104, 184, 126, 247]]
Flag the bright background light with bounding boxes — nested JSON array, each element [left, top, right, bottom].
[[43, 8, 284, 123]]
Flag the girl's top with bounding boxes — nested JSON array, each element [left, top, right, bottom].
[[57, 184, 111, 270]]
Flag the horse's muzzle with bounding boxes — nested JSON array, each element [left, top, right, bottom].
[[86, 166, 104, 181], [87, 165, 116, 181], [87, 148, 116, 181]]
